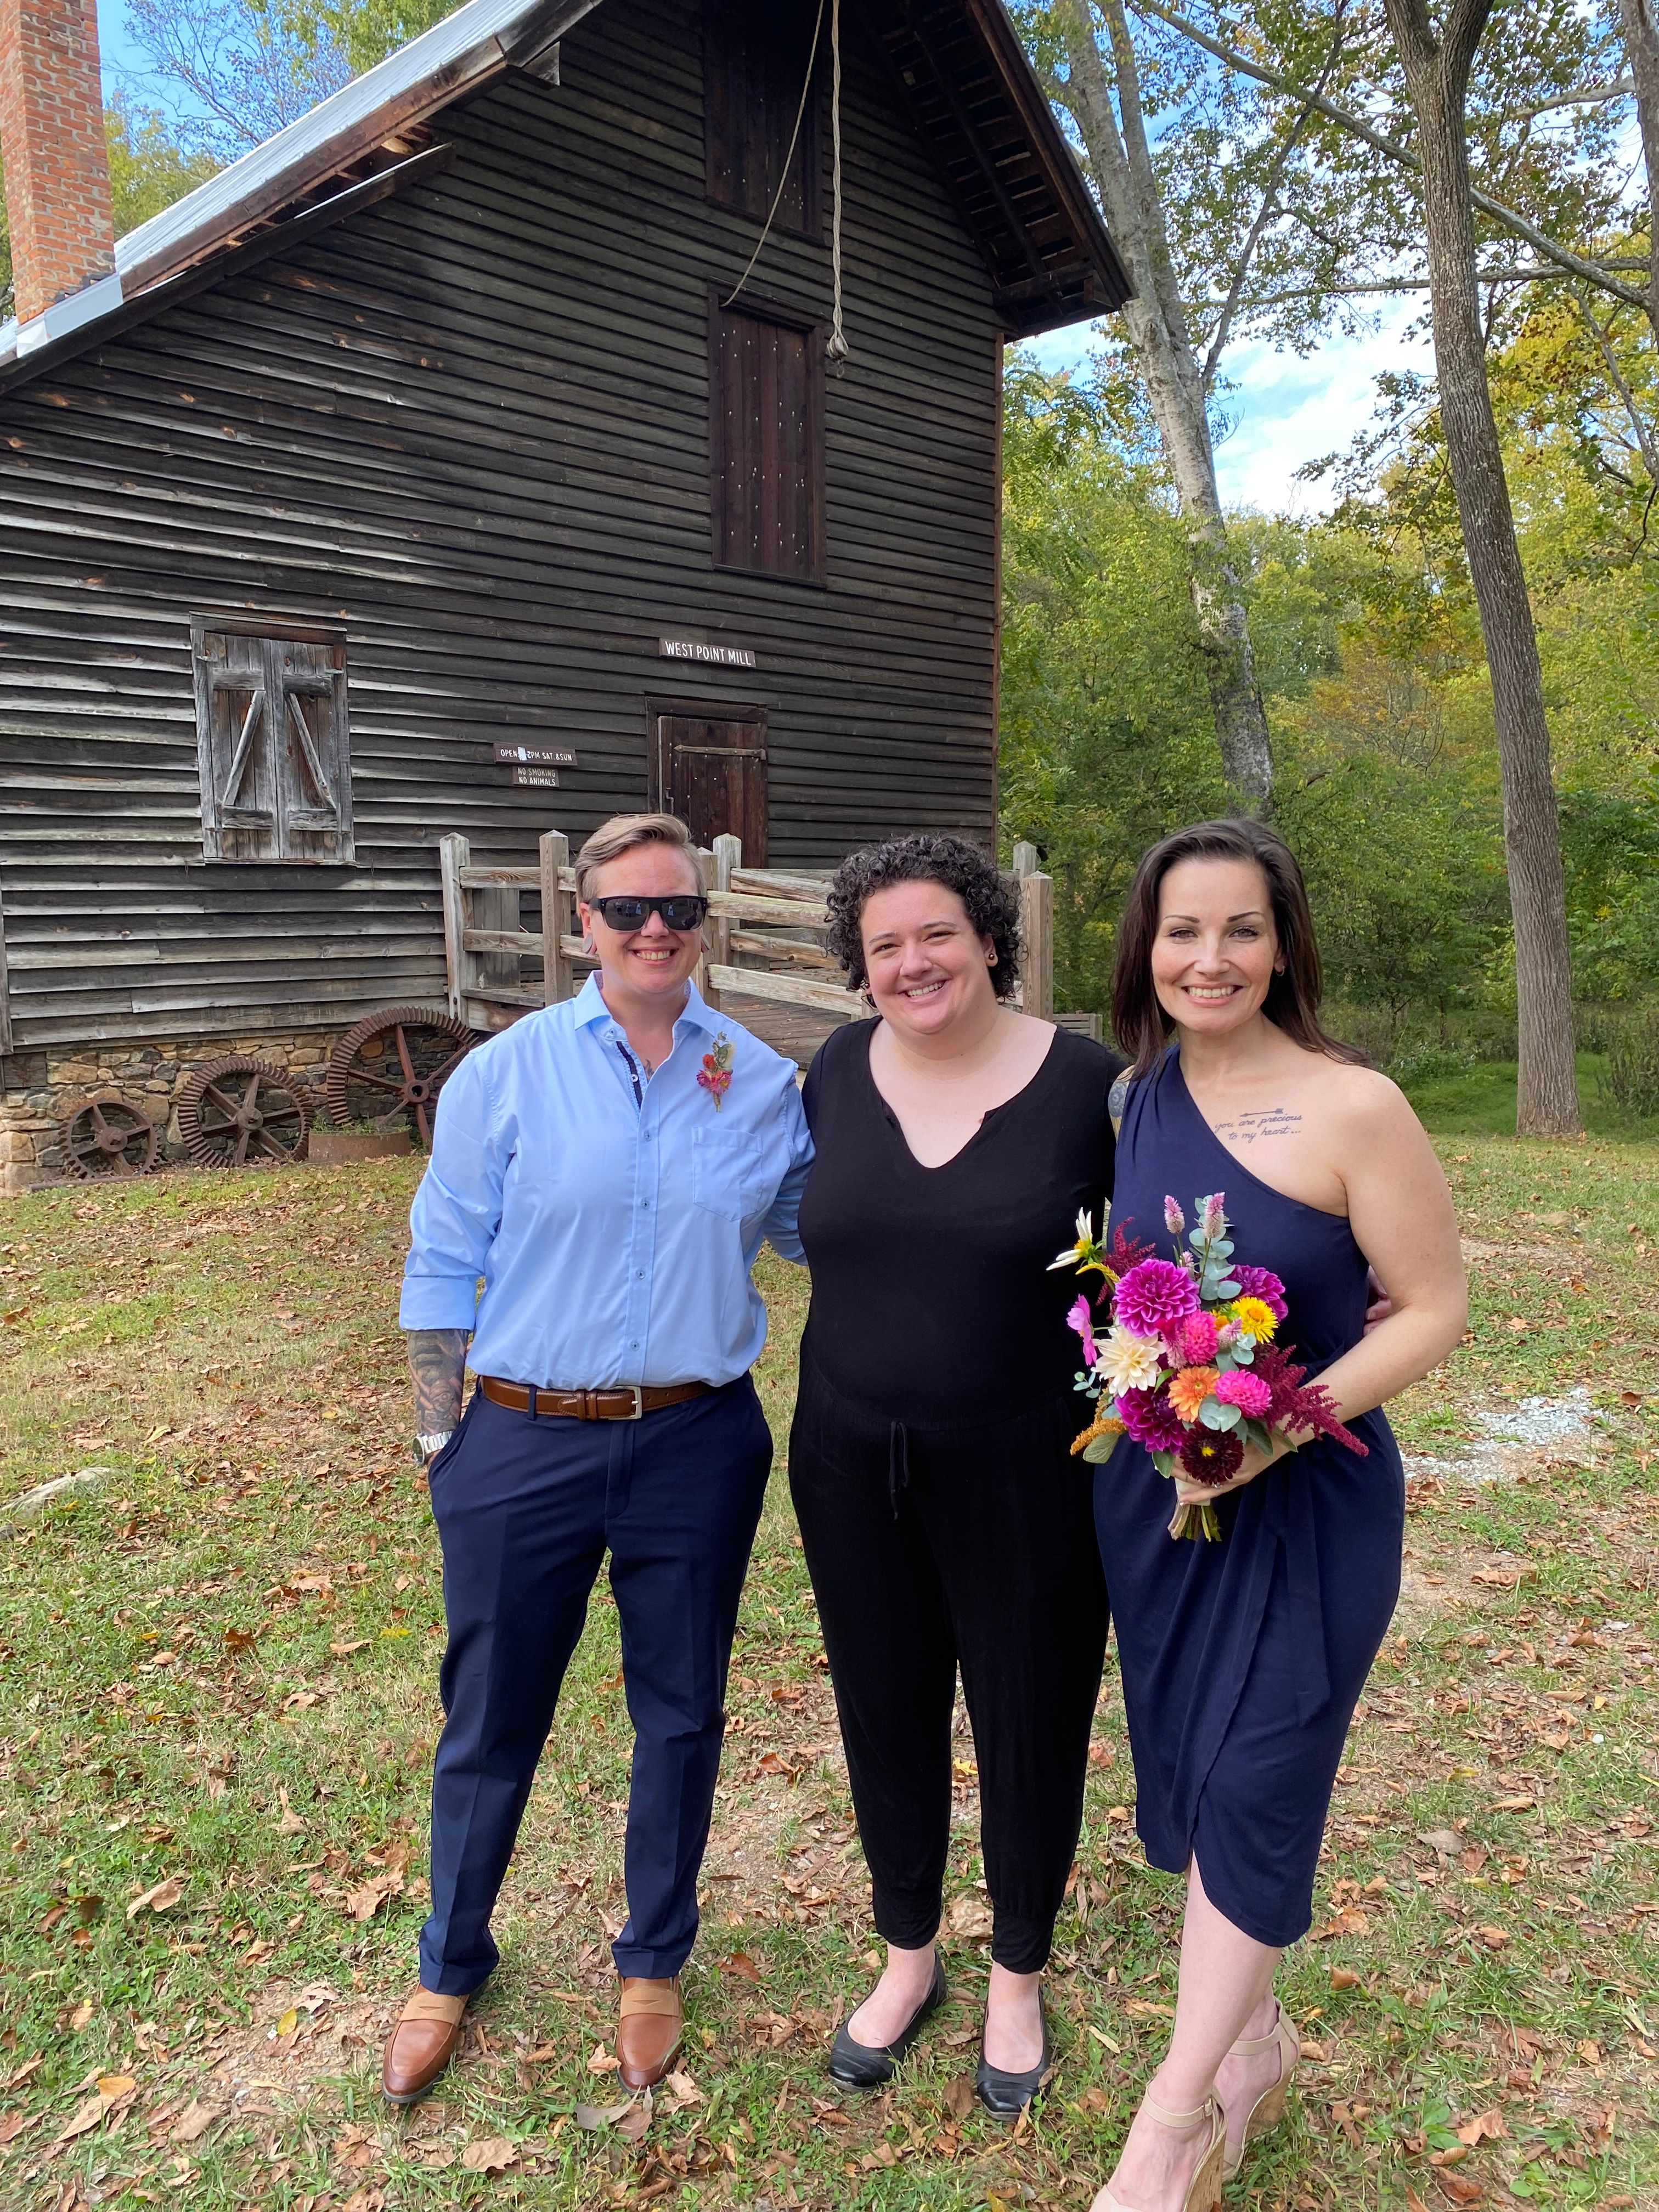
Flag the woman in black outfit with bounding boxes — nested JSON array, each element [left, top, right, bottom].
[[789, 835, 1120, 2113]]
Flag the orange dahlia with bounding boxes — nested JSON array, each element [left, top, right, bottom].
[[1166, 1364, 1220, 1423]]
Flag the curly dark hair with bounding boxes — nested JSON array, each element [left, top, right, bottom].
[[826, 834, 1022, 1001]]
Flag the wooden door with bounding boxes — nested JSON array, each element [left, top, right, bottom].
[[653, 707, 769, 864]]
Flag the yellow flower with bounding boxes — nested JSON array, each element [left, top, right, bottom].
[[1166, 1364, 1219, 1422], [1229, 1295, 1279, 1341]]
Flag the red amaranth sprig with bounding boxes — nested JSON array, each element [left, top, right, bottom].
[[1252, 1344, 1369, 1459]]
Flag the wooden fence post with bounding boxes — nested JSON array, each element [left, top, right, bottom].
[[1018, 868, 1054, 1022], [708, 834, 741, 1012], [439, 833, 476, 1022], [1012, 839, 1039, 878], [693, 847, 715, 1005], [540, 830, 573, 1005]]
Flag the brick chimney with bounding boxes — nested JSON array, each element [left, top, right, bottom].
[[0, 0, 116, 324]]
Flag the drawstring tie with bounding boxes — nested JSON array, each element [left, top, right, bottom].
[[888, 1420, 910, 1519]]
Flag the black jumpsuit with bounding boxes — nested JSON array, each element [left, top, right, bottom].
[[788, 1019, 1119, 1974]]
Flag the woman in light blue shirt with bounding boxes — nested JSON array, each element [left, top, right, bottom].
[[385, 811, 810, 2109]]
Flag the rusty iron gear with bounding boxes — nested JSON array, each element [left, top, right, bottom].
[[324, 1005, 479, 1152], [178, 1058, 312, 1170], [61, 1091, 162, 1180]]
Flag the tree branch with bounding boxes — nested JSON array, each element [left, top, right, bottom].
[[1492, 76, 1635, 117], [1571, 290, 1659, 479], [1201, 8, 1347, 388], [1130, 0, 1650, 311]]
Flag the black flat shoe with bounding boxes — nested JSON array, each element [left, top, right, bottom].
[[976, 1991, 1052, 2115], [828, 1955, 947, 2089]]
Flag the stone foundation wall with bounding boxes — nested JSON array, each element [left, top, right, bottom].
[[0, 1032, 336, 1194]]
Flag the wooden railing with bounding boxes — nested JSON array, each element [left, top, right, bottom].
[[438, 830, 1054, 1031]]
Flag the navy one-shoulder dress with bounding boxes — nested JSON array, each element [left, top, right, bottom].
[[1094, 1049, 1403, 1949]]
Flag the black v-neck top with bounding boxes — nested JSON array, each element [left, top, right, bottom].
[[797, 1018, 1124, 1426]]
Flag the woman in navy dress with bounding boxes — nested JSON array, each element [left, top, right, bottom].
[[1087, 821, 1465, 2212]]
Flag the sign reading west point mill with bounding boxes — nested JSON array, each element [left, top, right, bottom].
[[493, 743, 579, 766], [658, 636, 757, 669]]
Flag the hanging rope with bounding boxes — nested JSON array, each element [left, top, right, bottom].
[[826, 0, 850, 373], [722, 0, 827, 309]]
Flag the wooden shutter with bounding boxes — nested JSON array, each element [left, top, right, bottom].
[[654, 709, 769, 865], [710, 303, 823, 580], [193, 622, 354, 864], [705, 0, 819, 232]]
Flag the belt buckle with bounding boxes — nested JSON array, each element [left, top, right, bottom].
[[623, 1385, 644, 1420]]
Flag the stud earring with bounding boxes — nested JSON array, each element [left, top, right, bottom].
[[987, 950, 998, 967]]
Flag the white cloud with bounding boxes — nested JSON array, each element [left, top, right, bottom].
[[1017, 303, 1433, 517]]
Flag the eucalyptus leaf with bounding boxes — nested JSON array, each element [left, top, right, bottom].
[[1199, 1398, 1241, 1430], [1082, 1433, 1119, 1463]]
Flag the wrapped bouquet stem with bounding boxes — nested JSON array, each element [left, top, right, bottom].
[[1051, 1195, 1367, 1540]]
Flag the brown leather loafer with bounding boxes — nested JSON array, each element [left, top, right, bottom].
[[382, 1988, 468, 2105], [616, 1976, 682, 2091]]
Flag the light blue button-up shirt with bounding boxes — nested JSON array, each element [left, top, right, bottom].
[[399, 976, 811, 1389]]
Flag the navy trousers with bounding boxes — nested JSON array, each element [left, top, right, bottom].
[[418, 1377, 773, 1994]]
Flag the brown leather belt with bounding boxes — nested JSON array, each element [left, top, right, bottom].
[[479, 1376, 713, 1421]]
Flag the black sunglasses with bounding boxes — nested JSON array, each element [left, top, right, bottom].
[[589, 893, 709, 933]]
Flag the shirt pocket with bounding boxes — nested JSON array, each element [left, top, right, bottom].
[[690, 1127, 765, 1222]]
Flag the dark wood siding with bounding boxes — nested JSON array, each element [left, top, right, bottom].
[[0, 0, 1000, 1051]]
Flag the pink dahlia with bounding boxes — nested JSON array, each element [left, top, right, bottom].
[[1114, 1257, 1199, 1336], [1232, 1263, 1288, 1322], [1213, 1369, 1272, 1418], [1171, 1310, 1219, 1365], [1115, 1386, 1187, 1453]]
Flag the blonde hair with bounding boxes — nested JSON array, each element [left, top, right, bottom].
[[574, 812, 701, 902]]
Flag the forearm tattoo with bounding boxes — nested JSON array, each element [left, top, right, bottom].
[[408, 1328, 470, 1432]]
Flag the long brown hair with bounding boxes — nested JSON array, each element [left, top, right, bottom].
[[1110, 819, 1365, 1079]]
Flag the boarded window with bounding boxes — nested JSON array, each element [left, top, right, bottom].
[[704, 0, 819, 232], [710, 303, 823, 580], [191, 620, 354, 864]]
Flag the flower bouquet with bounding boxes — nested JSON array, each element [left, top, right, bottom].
[[1051, 1194, 1365, 1540]]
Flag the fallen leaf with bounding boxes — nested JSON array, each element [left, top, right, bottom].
[[275, 2008, 298, 2038], [1476, 1926, 1510, 1949], [1455, 2108, 1505, 2145], [0, 2111, 37, 2146], [1419, 1830, 1463, 1858], [54, 2095, 107, 2145], [945, 1892, 995, 1939], [170, 2099, 223, 2143], [1437, 2174, 1486, 2205], [330, 1639, 369, 1658], [572, 2100, 631, 2130], [721, 1950, 762, 1983], [460, 2136, 517, 2173], [943, 2075, 976, 2121], [665, 2070, 703, 2104], [69, 1999, 94, 2031], [125, 1875, 184, 1920], [1330, 1968, 1361, 1991], [586, 2046, 619, 2074], [96, 2075, 136, 2101], [614, 2099, 651, 2142], [1491, 1794, 1536, 1812]]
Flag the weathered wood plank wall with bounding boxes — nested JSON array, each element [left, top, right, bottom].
[[0, 0, 1000, 1052]]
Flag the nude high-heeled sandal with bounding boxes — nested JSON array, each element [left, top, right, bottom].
[[1090, 2091, 1226, 2212], [1220, 2001, 1300, 2179]]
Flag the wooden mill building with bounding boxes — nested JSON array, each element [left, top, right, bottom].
[[0, 0, 1127, 1187]]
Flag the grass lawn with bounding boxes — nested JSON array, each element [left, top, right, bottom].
[[1403, 1053, 1659, 1145], [0, 1137, 1655, 2211]]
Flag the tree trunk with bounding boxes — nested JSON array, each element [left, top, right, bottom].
[[1385, 0, 1581, 1135], [1056, 0, 1274, 810], [1617, 0, 1659, 335]]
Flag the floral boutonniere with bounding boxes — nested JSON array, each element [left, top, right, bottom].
[[697, 1032, 733, 1110]]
